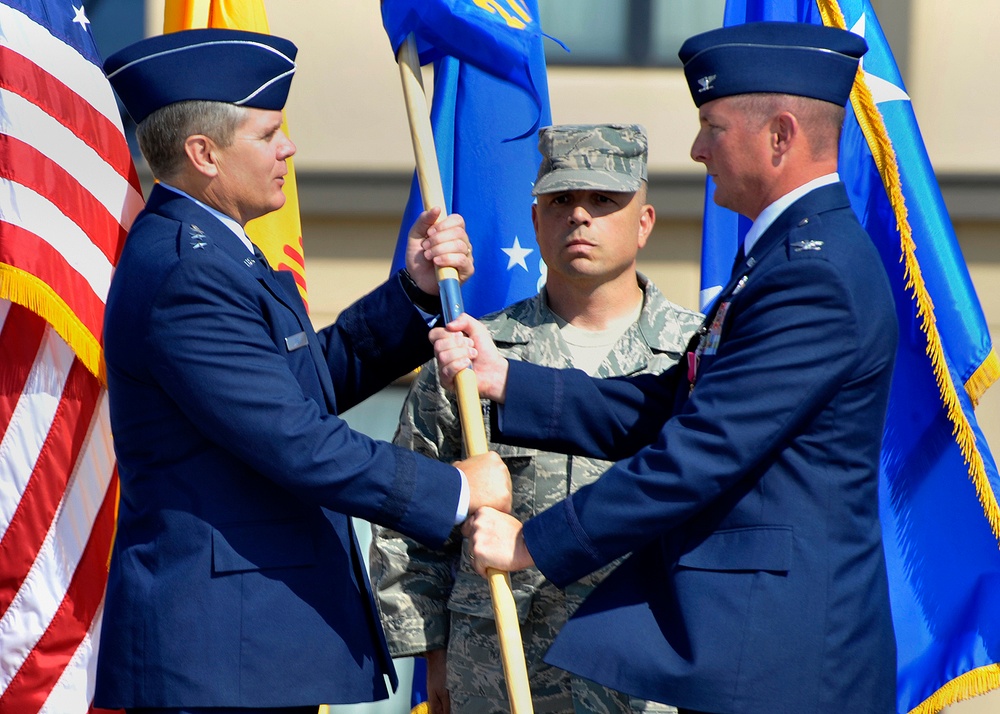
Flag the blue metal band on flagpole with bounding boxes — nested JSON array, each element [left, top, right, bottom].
[[439, 277, 464, 323]]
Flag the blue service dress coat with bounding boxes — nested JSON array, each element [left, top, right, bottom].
[[492, 183, 899, 714], [95, 185, 463, 709]]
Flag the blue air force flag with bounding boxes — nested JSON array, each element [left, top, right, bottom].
[[383, 0, 552, 318]]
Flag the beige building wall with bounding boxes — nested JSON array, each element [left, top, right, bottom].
[[908, 2, 1000, 173], [144, 1, 1000, 710]]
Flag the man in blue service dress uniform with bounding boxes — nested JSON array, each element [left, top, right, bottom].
[[435, 23, 899, 714], [95, 29, 510, 714]]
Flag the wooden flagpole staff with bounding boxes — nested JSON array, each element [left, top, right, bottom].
[[395, 33, 534, 714]]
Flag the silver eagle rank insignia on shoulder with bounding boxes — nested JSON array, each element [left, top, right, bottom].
[[791, 239, 824, 252]]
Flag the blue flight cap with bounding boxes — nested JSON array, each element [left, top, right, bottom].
[[104, 28, 297, 124], [678, 22, 867, 108]]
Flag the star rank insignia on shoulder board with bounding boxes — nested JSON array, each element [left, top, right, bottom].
[[790, 239, 824, 252], [188, 224, 208, 250]]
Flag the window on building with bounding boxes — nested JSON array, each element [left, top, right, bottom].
[[539, 0, 725, 67]]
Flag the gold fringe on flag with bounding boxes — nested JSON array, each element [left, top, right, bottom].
[[816, 0, 1000, 540], [907, 663, 1000, 714], [0, 263, 105, 385], [967, 348, 1000, 406]]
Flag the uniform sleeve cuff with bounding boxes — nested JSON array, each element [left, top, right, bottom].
[[454, 468, 470, 524]]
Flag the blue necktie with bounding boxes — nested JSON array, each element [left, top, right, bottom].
[[252, 245, 272, 273], [730, 243, 747, 278]]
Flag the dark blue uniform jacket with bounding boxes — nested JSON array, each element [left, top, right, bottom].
[[95, 185, 461, 709], [494, 184, 899, 714]]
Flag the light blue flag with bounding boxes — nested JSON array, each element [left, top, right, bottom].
[[382, 0, 543, 101], [382, 0, 552, 318], [706, 1, 1000, 711]]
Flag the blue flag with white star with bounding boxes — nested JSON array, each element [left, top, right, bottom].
[[383, 0, 551, 318], [709, 1, 1000, 711]]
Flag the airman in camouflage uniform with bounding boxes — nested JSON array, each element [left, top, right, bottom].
[[370, 124, 703, 714]]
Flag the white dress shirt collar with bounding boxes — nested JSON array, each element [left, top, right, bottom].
[[743, 173, 840, 255], [159, 182, 255, 254]]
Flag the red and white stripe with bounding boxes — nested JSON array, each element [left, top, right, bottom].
[[0, 2, 141, 712], [0, 1, 142, 344]]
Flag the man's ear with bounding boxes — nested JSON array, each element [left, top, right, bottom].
[[183, 135, 219, 178], [771, 111, 799, 158], [637, 202, 655, 249]]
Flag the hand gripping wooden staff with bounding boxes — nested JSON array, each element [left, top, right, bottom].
[[395, 33, 535, 714]]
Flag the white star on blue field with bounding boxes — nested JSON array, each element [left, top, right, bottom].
[[72, 5, 90, 30], [850, 13, 909, 105], [502, 235, 533, 271]]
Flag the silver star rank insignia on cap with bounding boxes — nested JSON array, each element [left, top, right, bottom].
[[791, 239, 824, 252]]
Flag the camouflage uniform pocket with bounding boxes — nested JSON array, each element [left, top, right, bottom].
[[446, 569, 534, 623]]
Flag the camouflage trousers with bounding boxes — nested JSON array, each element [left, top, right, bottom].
[[443, 603, 676, 714]]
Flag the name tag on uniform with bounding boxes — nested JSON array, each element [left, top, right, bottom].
[[284, 331, 308, 352]]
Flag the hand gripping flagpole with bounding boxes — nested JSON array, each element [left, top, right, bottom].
[[396, 33, 534, 714]]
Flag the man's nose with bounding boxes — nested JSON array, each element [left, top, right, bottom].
[[690, 134, 708, 164], [568, 204, 591, 225], [279, 131, 296, 159]]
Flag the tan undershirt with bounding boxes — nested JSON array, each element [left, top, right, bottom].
[[552, 297, 644, 375]]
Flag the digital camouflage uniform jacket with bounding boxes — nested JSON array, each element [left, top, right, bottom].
[[370, 277, 702, 714]]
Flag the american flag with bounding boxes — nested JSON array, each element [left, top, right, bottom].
[[0, 1, 142, 712]]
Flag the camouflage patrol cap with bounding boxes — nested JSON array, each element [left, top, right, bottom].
[[532, 123, 648, 196]]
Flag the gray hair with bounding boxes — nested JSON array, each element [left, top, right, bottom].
[[135, 100, 249, 180], [732, 93, 846, 160]]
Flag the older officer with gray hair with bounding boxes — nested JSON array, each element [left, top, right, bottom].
[[371, 123, 702, 714], [437, 22, 898, 714], [95, 28, 510, 714]]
